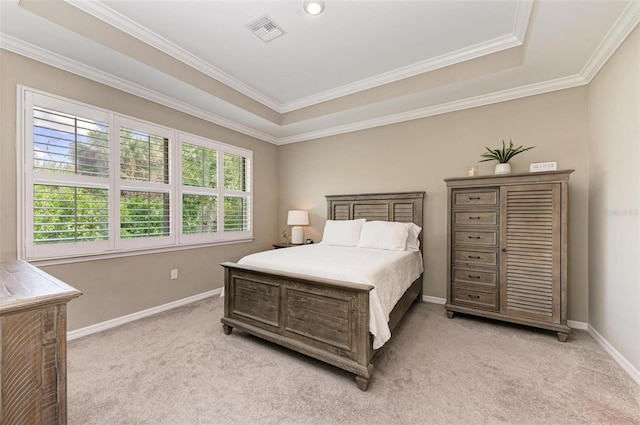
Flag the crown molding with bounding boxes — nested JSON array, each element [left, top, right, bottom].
[[276, 74, 587, 145], [280, 2, 533, 112], [0, 34, 279, 144], [3, 0, 636, 147], [65, 0, 533, 115], [279, 33, 524, 113], [64, 0, 283, 112], [581, 0, 640, 83], [512, 0, 534, 40], [0, 33, 590, 147]]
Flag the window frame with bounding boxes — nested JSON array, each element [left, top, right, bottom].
[[18, 86, 253, 262]]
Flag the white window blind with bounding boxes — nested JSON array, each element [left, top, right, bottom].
[[33, 184, 109, 244], [21, 88, 253, 261], [33, 106, 109, 177], [179, 136, 252, 243]]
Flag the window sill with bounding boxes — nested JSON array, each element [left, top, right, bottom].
[[27, 238, 254, 267]]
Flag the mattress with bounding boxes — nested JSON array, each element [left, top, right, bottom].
[[236, 243, 424, 349]]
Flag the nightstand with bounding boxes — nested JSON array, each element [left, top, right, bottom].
[[272, 243, 296, 249]]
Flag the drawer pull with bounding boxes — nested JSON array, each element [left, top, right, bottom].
[[468, 197, 481, 200], [468, 236, 481, 239], [467, 294, 481, 300], [468, 255, 481, 259], [468, 275, 481, 279], [468, 216, 481, 220]]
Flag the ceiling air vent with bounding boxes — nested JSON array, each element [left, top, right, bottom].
[[245, 15, 286, 43]]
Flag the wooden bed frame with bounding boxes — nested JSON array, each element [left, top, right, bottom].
[[220, 192, 425, 391]]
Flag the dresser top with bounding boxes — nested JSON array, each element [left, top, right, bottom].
[[444, 169, 574, 187], [0, 261, 82, 315]]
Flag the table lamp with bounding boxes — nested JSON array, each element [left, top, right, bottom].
[[287, 210, 309, 244]]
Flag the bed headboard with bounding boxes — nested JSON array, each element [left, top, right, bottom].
[[325, 191, 426, 250]]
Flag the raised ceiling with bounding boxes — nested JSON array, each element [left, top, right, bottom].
[[1, 0, 639, 144]]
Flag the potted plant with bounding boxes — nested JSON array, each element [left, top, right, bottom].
[[480, 139, 535, 175]]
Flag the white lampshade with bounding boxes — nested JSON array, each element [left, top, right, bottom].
[[287, 210, 309, 244], [287, 210, 309, 226]]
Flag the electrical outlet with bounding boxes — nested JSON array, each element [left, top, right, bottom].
[[170, 269, 178, 280]]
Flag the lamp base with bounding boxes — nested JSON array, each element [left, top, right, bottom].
[[291, 226, 304, 244]]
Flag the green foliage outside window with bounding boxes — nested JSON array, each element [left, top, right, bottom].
[[32, 104, 250, 247], [224, 197, 249, 231], [183, 194, 217, 234], [120, 127, 169, 183], [224, 153, 248, 191], [182, 143, 217, 188], [33, 184, 109, 244], [120, 191, 170, 238]]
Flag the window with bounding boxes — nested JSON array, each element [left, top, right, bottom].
[[20, 88, 253, 260], [178, 136, 251, 243]]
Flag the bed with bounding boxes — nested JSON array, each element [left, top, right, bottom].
[[220, 192, 425, 391]]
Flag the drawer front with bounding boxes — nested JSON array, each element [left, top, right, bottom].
[[453, 268, 498, 288], [454, 249, 498, 268], [453, 211, 498, 226], [452, 287, 498, 310], [453, 190, 498, 207], [453, 230, 498, 247]]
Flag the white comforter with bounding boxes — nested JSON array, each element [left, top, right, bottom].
[[236, 244, 423, 349]]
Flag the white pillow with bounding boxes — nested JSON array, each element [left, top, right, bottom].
[[405, 222, 422, 252], [357, 221, 410, 251], [321, 219, 366, 247]]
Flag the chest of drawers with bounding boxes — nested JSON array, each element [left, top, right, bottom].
[[444, 170, 573, 341], [0, 262, 81, 424], [450, 188, 500, 311]]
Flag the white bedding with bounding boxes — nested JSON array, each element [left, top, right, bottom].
[[236, 244, 424, 349]]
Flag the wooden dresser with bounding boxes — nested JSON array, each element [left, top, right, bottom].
[[444, 170, 573, 341], [0, 261, 82, 424]]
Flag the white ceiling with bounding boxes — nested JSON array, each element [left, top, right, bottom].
[[1, 0, 639, 144]]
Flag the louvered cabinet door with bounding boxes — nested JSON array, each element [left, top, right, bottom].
[[500, 184, 561, 323]]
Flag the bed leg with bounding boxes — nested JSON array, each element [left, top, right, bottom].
[[355, 375, 370, 392], [223, 324, 233, 335]]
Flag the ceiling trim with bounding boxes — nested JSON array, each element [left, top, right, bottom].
[[280, 0, 534, 112], [0, 34, 279, 144], [65, 0, 283, 112], [277, 1, 640, 145], [580, 0, 640, 83], [280, 34, 522, 113], [512, 0, 534, 40], [276, 74, 588, 145], [1, 1, 637, 147], [65, 0, 533, 114]]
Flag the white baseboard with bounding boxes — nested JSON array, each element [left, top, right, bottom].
[[423, 295, 446, 305], [67, 288, 221, 341], [567, 319, 588, 330], [588, 324, 640, 386]]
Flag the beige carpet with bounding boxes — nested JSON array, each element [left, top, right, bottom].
[[67, 297, 640, 425]]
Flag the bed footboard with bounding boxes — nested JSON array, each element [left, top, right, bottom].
[[221, 262, 376, 390]]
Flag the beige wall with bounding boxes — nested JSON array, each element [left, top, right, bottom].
[[278, 87, 590, 322], [587, 26, 640, 372], [0, 50, 279, 330]]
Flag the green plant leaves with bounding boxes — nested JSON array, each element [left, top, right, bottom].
[[479, 139, 535, 163]]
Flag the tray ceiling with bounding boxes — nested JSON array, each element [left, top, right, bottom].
[[1, 0, 638, 144]]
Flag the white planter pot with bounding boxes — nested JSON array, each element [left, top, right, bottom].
[[495, 163, 512, 175]]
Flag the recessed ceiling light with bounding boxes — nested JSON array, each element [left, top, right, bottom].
[[303, 0, 325, 16]]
